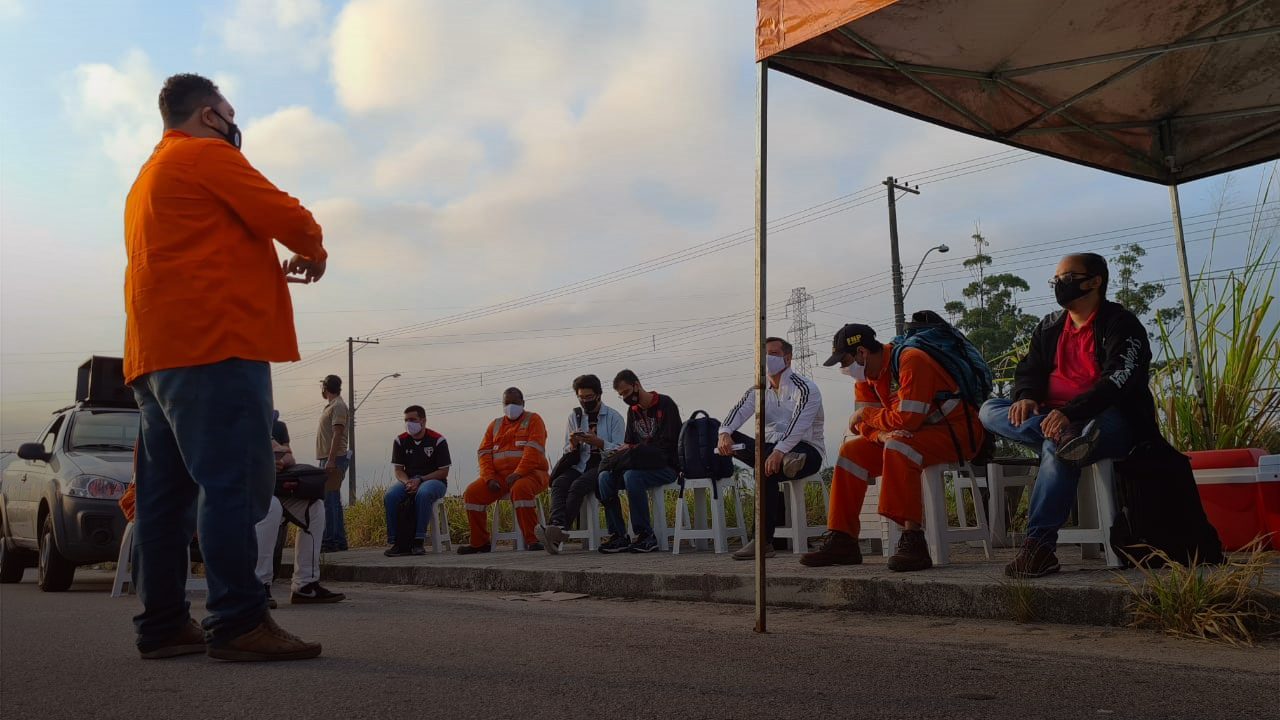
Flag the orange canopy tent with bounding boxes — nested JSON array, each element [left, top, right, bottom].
[[743, 0, 1280, 629]]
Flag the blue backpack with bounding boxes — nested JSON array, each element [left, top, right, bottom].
[[677, 410, 734, 496], [889, 310, 993, 462]]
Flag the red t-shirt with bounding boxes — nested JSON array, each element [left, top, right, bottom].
[[1045, 311, 1101, 408]]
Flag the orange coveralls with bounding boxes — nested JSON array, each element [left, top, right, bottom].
[[829, 344, 984, 536], [462, 411, 550, 546]]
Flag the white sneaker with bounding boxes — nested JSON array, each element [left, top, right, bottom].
[[731, 539, 776, 560], [544, 525, 568, 554], [782, 452, 807, 479]]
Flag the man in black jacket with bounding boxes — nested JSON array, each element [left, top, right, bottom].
[[980, 253, 1158, 578], [597, 369, 683, 554]]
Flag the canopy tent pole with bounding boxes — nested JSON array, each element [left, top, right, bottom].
[[1168, 184, 1215, 447], [753, 58, 769, 634]]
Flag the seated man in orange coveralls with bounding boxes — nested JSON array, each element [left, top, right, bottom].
[[801, 323, 985, 572], [458, 388, 550, 553]]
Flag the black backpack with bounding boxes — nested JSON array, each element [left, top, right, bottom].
[[678, 410, 734, 495], [1110, 438, 1224, 567]]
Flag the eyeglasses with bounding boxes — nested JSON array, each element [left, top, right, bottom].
[[576, 394, 598, 403], [1048, 271, 1093, 287]]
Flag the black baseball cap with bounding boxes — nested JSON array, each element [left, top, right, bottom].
[[822, 323, 877, 366], [321, 374, 343, 392]]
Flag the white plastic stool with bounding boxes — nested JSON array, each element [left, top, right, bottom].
[[1056, 458, 1121, 567], [984, 460, 1039, 547], [772, 474, 830, 553], [672, 477, 747, 554], [645, 483, 681, 551], [111, 521, 208, 597], [562, 495, 605, 551], [883, 463, 992, 565], [489, 493, 547, 551], [426, 498, 452, 554]]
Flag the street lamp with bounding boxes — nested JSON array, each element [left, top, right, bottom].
[[903, 243, 950, 302], [348, 372, 400, 504]]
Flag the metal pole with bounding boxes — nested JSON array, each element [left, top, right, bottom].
[[753, 58, 768, 634], [1168, 185, 1215, 447], [884, 178, 919, 335], [347, 337, 357, 505]]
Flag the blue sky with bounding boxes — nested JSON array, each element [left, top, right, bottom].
[[1, 0, 1275, 492]]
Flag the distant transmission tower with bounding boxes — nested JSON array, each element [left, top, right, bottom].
[[786, 287, 816, 377]]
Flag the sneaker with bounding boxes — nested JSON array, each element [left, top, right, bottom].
[[731, 539, 776, 561], [1056, 419, 1100, 467], [886, 528, 933, 572], [264, 583, 278, 610], [534, 523, 554, 554], [598, 535, 631, 554], [527, 541, 545, 551], [410, 541, 427, 556], [207, 611, 322, 662], [139, 618, 206, 659], [543, 525, 567, 555], [799, 530, 863, 567], [1005, 539, 1061, 578], [782, 452, 808, 479], [383, 546, 412, 557], [457, 543, 491, 555], [291, 581, 346, 604], [628, 533, 659, 553]]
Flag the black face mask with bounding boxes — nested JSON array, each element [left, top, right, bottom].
[[580, 399, 600, 412], [1053, 275, 1094, 307], [210, 108, 242, 150], [624, 392, 641, 407]]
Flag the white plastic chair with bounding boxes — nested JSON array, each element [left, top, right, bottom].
[[426, 497, 452, 554], [883, 463, 992, 566], [111, 521, 208, 597], [982, 460, 1039, 547], [772, 474, 831, 554], [561, 495, 605, 551], [1055, 458, 1121, 567], [672, 477, 747, 554], [488, 492, 546, 551]]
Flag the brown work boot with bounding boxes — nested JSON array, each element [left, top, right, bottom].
[[887, 528, 933, 572], [139, 617, 206, 659], [800, 530, 863, 567], [207, 611, 322, 662], [1005, 538, 1061, 578]]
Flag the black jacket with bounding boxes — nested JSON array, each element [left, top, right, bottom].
[[1012, 299, 1161, 441], [624, 393, 683, 470]]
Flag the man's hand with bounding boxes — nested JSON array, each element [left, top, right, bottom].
[[569, 434, 581, 451], [1039, 409, 1070, 442], [283, 254, 326, 284], [582, 432, 604, 450], [764, 449, 784, 476], [405, 477, 421, 493], [883, 429, 914, 440], [505, 473, 520, 488], [716, 433, 735, 457], [852, 407, 868, 426], [1008, 399, 1041, 427], [486, 478, 501, 493]]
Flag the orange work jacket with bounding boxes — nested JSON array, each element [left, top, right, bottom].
[[122, 130, 327, 383], [854, 344, 980, 444], [477, 411, 549, 481]]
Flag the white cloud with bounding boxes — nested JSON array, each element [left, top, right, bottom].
[[66, 48, 161, 181], [217, 0, 329, 71], [0, 0, 23, 21], [241, 105, 356, 197]]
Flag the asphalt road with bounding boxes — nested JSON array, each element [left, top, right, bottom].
[[1, 571, 1277, 720]]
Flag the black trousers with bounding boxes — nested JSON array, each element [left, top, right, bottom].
[[548, 462, 601, 528], [729, 431, 823, 545]]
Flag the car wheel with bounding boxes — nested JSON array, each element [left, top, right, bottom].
[[0, 534, 29, 584], [37, 514, 75, 592]]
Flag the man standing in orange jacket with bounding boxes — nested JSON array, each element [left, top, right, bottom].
[[459, 388, 550, 553], [801, 324, 984, 572], [124, 74, 326, 661]]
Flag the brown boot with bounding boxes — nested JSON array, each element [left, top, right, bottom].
[[207, 611, 322, 662], [887, 528, 933, 572], [139, 618, 206, 659], [800, 530, 863, 567], [1005, 538, 1060, 578]]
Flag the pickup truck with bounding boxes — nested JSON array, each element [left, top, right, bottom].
[[0, 403, 136, 591]]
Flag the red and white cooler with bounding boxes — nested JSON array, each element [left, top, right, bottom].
[[1257, 454, 1280, 550], [1187, 448, 1271, 551]]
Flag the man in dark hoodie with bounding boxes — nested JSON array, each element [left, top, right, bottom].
[[980, 252, 1158, 578], [597, 369, 682, 554]]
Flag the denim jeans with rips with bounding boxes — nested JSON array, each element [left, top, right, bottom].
[[131, 358, 274, 650]]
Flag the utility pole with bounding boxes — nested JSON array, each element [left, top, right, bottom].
[[884, 176, 920, 336], [347, 337, 379, 504], [786, 287, 816, 377]]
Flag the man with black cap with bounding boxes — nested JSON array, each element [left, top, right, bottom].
[[802, 323, 984, 572], [316, 374, 349, 553]]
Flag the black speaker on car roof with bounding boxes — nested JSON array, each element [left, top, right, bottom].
[[76, 356, 136, 407]]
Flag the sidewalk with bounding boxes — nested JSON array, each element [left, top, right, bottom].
[[296, 540, 1280, 627]]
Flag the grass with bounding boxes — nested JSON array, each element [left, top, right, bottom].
[[337, 478, 831, 548], [1116, 537, 1279, 647], [999, 571, 1044, 624]]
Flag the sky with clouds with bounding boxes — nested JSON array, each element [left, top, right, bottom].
[[1, 0, 1275, 494]]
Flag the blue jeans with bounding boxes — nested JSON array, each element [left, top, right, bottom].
[[383, 479, 447, 542], [598, 466, 677, 539], [979, 398, 1135, 548], [319, 457, 349, 550], [131, 358, 274, 650]]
